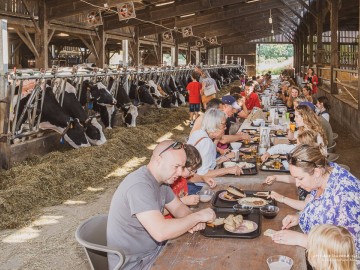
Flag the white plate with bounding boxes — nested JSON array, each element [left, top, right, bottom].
[[224, 220, 258, 234], [237, 162, 256, 169], [238, 197, 269, 207], [218, 191, 237, 202]]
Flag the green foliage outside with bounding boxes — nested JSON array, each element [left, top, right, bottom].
[[256, 44, 294, 75]]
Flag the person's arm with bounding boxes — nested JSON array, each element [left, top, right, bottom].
[[263, 174, 295, 185], [269, 191, 307, 211], [190, 166, 242, 182], [267, 144, 296, 155], [136, 206, 216, 242], [219, 132, 250, 144], [200, 81, 206, 96]]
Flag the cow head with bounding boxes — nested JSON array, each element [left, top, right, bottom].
[[90, 82, 117, 106], [84, 117, 106, 146], [63, 118, 91, 148], [122, 104, 138, 127]]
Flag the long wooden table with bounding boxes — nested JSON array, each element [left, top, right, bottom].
[[153, 112, 307, 269]]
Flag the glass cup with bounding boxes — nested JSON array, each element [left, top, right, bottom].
[[285, 112, 290, 120], [267, 255, 294, 270], [274, 118, 279, 125], [289, 123, 296, 133], [243, 138, 250, 146], [251, 147, 257, 156], [273, 159, 282, 170], [256, 154, 262, 164]]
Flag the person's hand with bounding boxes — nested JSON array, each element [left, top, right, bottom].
[[180, 195, 200, 206], [282, 214, 299, 230], [188, 222, 206, 234], [263, 175, 277, 185], [238, 132, 251, 140], [227, 166, 243, 176], [272, 230, 304, 246], [195, 208, 216, 223], [261, 152, 270, 162], [218, 147, 230, 156], [287, 131, 295, 140], [203, 176, 217, 188], [267, 191, 284, 202]]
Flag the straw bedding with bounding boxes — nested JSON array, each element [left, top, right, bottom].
[[0, 82, 237, 229]]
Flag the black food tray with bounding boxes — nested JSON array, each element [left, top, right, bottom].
[[260, 164, 289, 173], [201, 208, 261, 239], [212, 190, 277, 209]]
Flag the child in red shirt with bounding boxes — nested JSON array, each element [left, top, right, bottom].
[[186, 71, 202, 128]]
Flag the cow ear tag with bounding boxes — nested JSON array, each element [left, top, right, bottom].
[[88, 101, 93, 110], [60, 137, 65, 144]]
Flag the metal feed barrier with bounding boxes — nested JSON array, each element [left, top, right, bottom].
[[1, 64, 243, 143]]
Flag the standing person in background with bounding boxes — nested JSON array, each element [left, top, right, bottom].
[[199, 70, 218, 109], [186, 71, 202, 128], [304, 68, 319, 95]]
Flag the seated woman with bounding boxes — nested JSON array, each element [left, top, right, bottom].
[[316, 96, 331, 122], [187, 108, 243, 194], [263, 130, 327, 207], [270, 144, 360, 266], [301, 85, 313, 103], [289, 104, 328, 148], [307, 224, 358, 270], [286, 86, 301, 110]]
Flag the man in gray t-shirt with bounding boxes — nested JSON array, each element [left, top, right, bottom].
[[107, 140, 216, 270]]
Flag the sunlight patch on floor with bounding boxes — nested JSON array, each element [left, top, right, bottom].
[[156, 132, 174, 143], [105, 157, 147, 179], [63, 200, 87, 205], [2, 216, 63, 243], [85, 187, 105, 192], [173, 124, 184, 131]]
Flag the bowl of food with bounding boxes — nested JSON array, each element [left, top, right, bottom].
[[260, 205, 279, 219], [233, 204, 253, 215], [197, 189, 215, 203], [223, 161, 237, 168], [230, 142, 242, 150], [267, 255, 293, 270]]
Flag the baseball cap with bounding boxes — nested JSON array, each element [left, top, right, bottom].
[[221, 95, 241, 110], [299, 101, 316, 112]]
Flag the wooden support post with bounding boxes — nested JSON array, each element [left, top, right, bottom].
[[358, 0, 360, 110], [293, 43, 297, 72], [196, 49, 200, 65], [186, 44, 191, 65], [309, 21, 314, 67], [329, 0, 339, 94], [35, 1, 48, 69], [94, 26, 105, 68], [316, 0, 324, 67], [122, 39, 129, 66], [174, 40, 179, 67], [303, 29, 308, 67], [130, 26, 139, 66], [0, 19, 11, 169], [156, 34, 162, 66]]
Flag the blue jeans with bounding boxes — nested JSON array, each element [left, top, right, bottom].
[[187, 183, 203, 195]]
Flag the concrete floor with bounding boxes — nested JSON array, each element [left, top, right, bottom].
[[330, 117, 360, 179]]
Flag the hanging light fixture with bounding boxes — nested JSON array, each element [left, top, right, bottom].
[[269, 9, 273, 24]]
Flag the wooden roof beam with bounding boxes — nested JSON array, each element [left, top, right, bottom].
[[294, 0, 318, 19], [138, 0, 284, 36], [104, 0, 253, 31]]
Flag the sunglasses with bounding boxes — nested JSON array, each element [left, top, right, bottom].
[[159, 141, 184, 156], [286, 153, 317, 166]]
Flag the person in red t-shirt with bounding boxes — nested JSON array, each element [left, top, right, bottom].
[[165, 144, 215, 219], [241, 81, 261, 110], [186, 71, 202, 128]]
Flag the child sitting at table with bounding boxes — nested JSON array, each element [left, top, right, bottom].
[[307, 224, 358, 270], [164, 144, 216, 218]]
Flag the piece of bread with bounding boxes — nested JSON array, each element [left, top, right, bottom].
[[224, 193, 235, 200], [227, 185, 246, 198], [224, 223, 236, 232], [264, 229, 277, 237], [233, 214, 243, 227], [207, 217, 225, 227], [224, 214, 235, 227]]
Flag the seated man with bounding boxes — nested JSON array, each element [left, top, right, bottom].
[[107, 140, 216, 270], [241, 81, 261, 110]]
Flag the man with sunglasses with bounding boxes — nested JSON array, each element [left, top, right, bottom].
[[107, 140, 216, 270]]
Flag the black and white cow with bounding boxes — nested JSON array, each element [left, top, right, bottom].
[[108, 77, 139, 127], [81, 81, 117, 129], [55, 80, 106, 145], [39, 87, 90, 148]]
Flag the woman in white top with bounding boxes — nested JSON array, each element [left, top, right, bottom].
[[187, 108, 242, 194]]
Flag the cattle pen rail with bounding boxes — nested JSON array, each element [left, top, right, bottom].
[[0, 64, 243, 169]]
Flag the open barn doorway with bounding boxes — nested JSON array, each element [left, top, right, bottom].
[[256, 44, 294, 76]]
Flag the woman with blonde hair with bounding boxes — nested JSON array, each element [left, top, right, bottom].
[[268, 144, 360, 267], [286, 86, 301, 109], [293, 104, 328, 146], [307, 224, 357, 270]]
